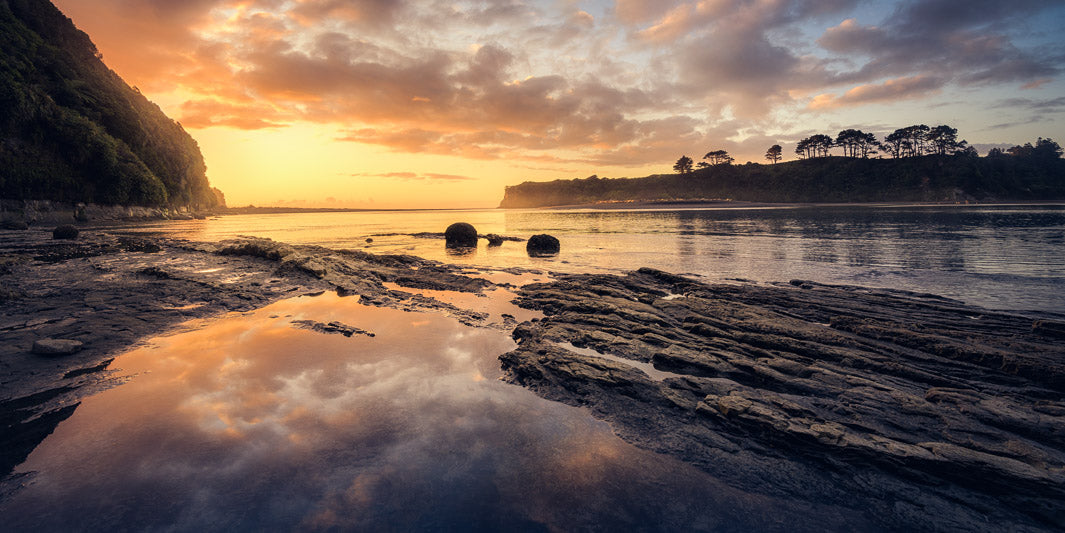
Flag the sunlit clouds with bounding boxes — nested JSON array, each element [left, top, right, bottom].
[[53, 0, 1065, 208]]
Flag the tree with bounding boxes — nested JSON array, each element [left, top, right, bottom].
[[882, 130, 908, 159], [765, 144, 782, 164], [1034, 137, 1063, 160], [703, 149, 734, 166], [696, 161, 710, 169], [809, 134, 834, 157], [674, 155, 694, 174], [795, 135, 832, 158], [1007, 143, 1034, 157], [927, 125, 964, 155], [835, 129, 879, 158]]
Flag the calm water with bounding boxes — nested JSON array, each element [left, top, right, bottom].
[[104, 204, 1065, 313], [1, 293, 870, 531]]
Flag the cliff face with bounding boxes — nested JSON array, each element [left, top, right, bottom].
[[500, 156, 1065, 208], [0, 0, 221, 208]]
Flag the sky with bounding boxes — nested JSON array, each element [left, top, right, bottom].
[[53, 0, 1065, 209]]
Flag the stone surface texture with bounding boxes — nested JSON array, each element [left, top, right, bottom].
[[501, 268, 1065, 532]]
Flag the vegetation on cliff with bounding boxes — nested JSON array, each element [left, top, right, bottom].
[[501, 151, 1065, 208], [0, 0, 222, 208]]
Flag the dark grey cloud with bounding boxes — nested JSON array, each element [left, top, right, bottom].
[[817, 1, 1063, 88]]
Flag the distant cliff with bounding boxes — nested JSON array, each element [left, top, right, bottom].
[[0, 0, 222, 208], [500, 155, 1065, 208]]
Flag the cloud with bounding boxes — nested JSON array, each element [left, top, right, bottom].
[[808, 75, 946, 109], [815, 3, 1062, 89], [52, 0, 1065, 171], [992, 96, 1065, 111]]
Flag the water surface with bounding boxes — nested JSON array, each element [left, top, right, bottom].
[[101, 204, 1065, 312], [2, 293, 868, 531]]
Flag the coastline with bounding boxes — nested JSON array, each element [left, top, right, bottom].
[[523, 198, 1065, 211], [2, 227, 1064, 530]]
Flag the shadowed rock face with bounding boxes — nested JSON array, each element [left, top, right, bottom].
[[500, 268, 1065, 532]]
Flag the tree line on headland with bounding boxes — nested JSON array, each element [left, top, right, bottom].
[[673, 125, 1061, 174], [0, 0, 222, 209], [501, 125, 1064, 208]]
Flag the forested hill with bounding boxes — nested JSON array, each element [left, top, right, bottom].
[[0, 0, 222, 208], [499, 155, 1065, 208]]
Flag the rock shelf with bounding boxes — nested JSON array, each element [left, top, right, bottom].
[[501, 268, 1065, 532]]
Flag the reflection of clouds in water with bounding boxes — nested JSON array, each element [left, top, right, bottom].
[[4, 294, 867, 532]]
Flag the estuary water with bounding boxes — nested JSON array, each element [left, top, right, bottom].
[[108, 204, 1065, 313]]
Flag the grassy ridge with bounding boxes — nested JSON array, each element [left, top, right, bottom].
[[0, 0, 221, 208], [499, 155, 1065, 208]]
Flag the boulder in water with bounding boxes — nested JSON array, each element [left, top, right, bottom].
[[485, 234, 505, 246], [445, 222, 478, 248], [52, 225, 78, 239], [526, 234, 560, 256]]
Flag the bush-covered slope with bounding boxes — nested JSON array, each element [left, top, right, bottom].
[[0, 0, 220, 208], [500, 155, 1065, 208]]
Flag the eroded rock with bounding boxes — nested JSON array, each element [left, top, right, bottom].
[[500, 270, 1065, 532], [31, 338, 84, 355]]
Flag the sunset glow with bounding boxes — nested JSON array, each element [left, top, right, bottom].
[[52, 0, 1065, 208]]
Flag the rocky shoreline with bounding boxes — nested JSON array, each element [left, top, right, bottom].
[[500, 269, 1065, 531], [0, 228, 522, 482], [3, 228, 1064, 531]]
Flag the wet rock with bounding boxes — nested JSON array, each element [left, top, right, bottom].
[[365, 237, 374, 243], [1032, 319, 1065, 339], [52, 225, 78, 240], [291, 319, 374, 337], [444, 222, 478, 248], [31, 338, 84, 355], [526, 234, 560, 256], [501, 271, 1065, 532], [0, 220, 29, 230], [485, 234, 505, 246]]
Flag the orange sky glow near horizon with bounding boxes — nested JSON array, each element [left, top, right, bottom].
[[53, 0, 1065, 209]]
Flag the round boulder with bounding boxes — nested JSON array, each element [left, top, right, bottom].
[[526, 234, 560, 256], [445, 222, 478, 248], [53, 224, 79, 240]]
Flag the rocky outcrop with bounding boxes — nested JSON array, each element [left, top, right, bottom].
[[500, 269, 1065, 532], [291, 319, 374, 338]]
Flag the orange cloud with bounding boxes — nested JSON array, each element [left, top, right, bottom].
[[808, 76, 946, 109]]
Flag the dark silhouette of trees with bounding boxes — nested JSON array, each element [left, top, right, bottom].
[[1034, 138, 1063, 160], [927, 125, 967, 155], [703, 149, 734, 166], [835, 129, 879, 158], [795, 135, 832, 159], [674, 155, 694, 174], [765, 144, 782, 164], [883, 125, 930, 158], [696, 161, 710, 169]]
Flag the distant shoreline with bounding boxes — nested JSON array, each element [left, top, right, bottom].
[[524, 199, 1065, 211]]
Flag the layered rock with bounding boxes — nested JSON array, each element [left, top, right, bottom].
[[500, 268, 1065, 531]]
